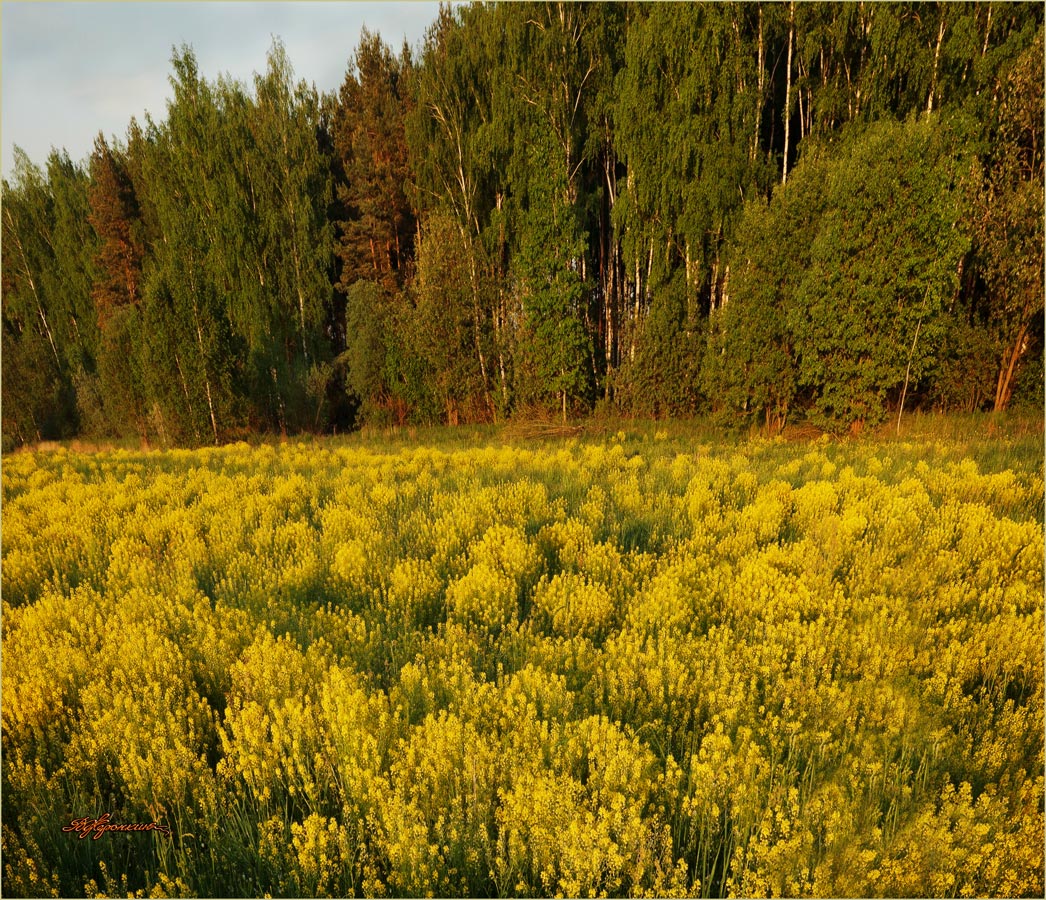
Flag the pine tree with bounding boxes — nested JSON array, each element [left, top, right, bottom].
[[334, 29, 415, 293], [88, 135, 144, 325]]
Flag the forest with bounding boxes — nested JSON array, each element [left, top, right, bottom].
[[2, 1, 1043, 448]]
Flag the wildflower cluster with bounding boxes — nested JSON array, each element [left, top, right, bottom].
[[2, 433, 1042, 897]]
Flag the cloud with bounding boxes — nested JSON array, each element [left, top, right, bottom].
[[1, 1, 442, 176]]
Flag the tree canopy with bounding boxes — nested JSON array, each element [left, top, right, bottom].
[[3, 3, 1042, 447]]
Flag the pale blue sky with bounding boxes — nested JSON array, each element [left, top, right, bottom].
[[1, 1, 443, 179]]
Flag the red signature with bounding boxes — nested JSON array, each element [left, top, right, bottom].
[[63, 813, 172, 840]]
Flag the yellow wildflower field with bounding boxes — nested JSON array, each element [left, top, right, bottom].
[[2, 429, 1043, 897]]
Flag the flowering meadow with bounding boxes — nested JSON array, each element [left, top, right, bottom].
[[2, 425, 1043, 897]]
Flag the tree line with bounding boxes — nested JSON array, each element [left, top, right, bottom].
[[3, 2, 1043, 447]]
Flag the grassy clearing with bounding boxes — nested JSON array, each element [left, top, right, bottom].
[[2, 416, 1043, 897]]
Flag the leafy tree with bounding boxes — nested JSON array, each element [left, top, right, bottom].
[[407, 3, 505, 419], [624, 270, 702, 418], [410, 211, 490, 423], [565, 2, 628, 397], [933, 317, 999, 413], [614, 2, 772, 412], [971, 26, 1044, 411], [239, 42, 334, 430], [47, 150, 100, 368], [707, 165, 824, 431], [44, 151, 104, 435], [125, 43, 333, 441], [712, 113, 980, 433], [791, 116, 978, 430], [341, 280, 392, 421], [498, 2, 605, 419], [137, 47, 243, 444], [0, 319, 67, 448], [1, 150, 78, 441], [340, 280, 434, 425], [511, 182, 591, 420]]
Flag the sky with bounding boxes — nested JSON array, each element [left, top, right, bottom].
[[1, 1, 444, 179]]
